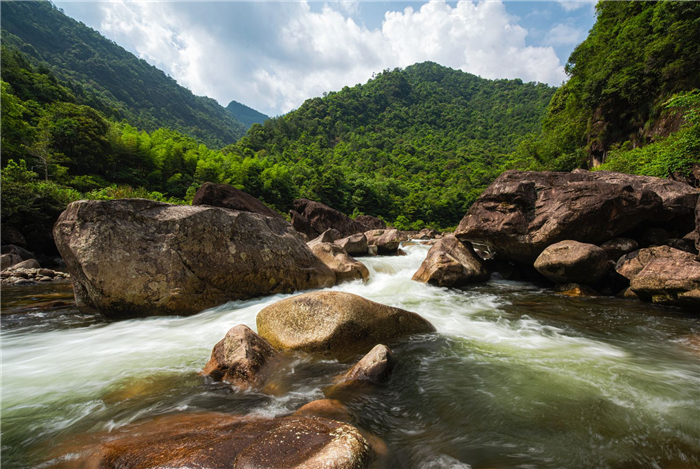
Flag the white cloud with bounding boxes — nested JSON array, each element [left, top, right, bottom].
[[544, 23, 586, 46], [94, 0, 568, 116], [556, 0, 597, 12]]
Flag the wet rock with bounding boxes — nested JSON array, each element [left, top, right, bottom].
[[202, 325, 277, 390], [294, 399, 353, 422], [54, 199, 335, 319], [1, 244, 35, 261], [600, 238, 639, 261], [290, 209, 319, 240], [257, 291, 435, 359], [293, 198, 366, 237], [77, 413, 374, 469], [338, 344, 395, 385], [309, 242, 369, 284], [554, 283, 600, 297], [455, 170, 698, 263], [1, 253, 22, 270], [335, 233, 368, 256], [616, 246, 700, 307], [416, 228, 439, 240], [367, 245, 379, 256], [412, 235, 489, 287], [355, 215, 386, 231], [534, 241, 611, 285], [191, 182, 283, 219], [365, 229, 401, 254], [0, 267, 70, 285]]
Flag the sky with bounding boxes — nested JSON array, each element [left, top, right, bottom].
[[54, 0, 597, 117]]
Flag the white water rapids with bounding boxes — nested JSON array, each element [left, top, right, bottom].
[[2, 243, 700, 468]]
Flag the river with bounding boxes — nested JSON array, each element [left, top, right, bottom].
[[2, 244, 700, 468]]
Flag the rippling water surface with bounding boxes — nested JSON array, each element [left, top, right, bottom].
[[2, 244, 700, 468]]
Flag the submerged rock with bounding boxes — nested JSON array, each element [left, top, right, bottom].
[[365, 229, 401, 254], [294, 399, 353, 422], [534, 241, 610, 285], [309, 242, 369, 284], [455, 170, 698, 263], [293, 198, 366, 237], [616, 246, 700, 307], [191, 182, 283, 219], [76, 413, 374, 469], [256, 291, 435, 359], [202, 325, 277, 390], [412, 235, 489, 287], [54, 199, 335, 319], [335, 233, 369, 256]]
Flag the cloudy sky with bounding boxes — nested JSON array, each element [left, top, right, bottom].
[[55, 0, 596, 117]]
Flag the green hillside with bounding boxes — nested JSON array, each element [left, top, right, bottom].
[[517, 1, 700, 177], [226, 100, 269, 128], [1, 1, 246, 148]]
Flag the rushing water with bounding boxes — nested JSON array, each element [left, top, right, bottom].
[[2, 244, 700, 468]]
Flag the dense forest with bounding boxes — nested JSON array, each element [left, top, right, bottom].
[[226, 101, 270, 128], [516, 1, 700, 177], [2, 0, 699, 256], [1, 1, 247, 148]]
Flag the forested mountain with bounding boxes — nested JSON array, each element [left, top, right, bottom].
[[1, 1, 246, 148], [233, 62, 556, 227], [226, 101, 269, 128], [517, 1, 700, 177]]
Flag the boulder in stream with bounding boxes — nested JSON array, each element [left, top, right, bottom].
[[365, 229, 401, 254], [355, 214, 386, 231], [53, 199, 335, 319], [293, 198, 366, 237], [75, 413, 375, 469], [335, 233, 368, 256], [191, 182, 283, 219], [534, 240, 611, 285], [412, 235, 489, 287], [455, 170, 698, 263], [308, 242, 369, 284], [202, 325, 277, 390], [616, 245, 700, 307], [338, 344, 395, 385], [256, 291, 435, 359]]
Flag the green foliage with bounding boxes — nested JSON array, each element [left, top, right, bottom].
[[226, 100, 270, 128], [1, 1, 247, 148], [520, 1, 700, 170]]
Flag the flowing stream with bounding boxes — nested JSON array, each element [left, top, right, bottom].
[[2, 244, 700, 468]]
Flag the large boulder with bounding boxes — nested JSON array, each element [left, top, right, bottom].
[[9, 258, 41, 270], [192, 182, 283, 219], [616, 246, 700, 307], [309, 242, 369, 284], [293, 199, 365, 237], [53, 199, 336, 319], [290, 210, 318, 240], [365, 229, 401, 254], [73, 413, 374, 469], [1, 253, 22, 271], [412, 235, 489, 287], [1, 244, 35, 261], [534, 241, 611, 284], [455, 170, 698, 263], [355, 215, 386, 231], [256, 291, 435, 359], [335, 233, 368, 256], [202, 325, 277, 390], [307, 228, 343, 247]]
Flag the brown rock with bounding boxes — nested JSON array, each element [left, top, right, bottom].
[[308, 228, 343, 247], [667, 238, 697, 254], [455, 170, 698, 263], [256, 291, 435, 359], [600, 238, 639, 261], [53, 199, 335, 319], [1, 225, 26, 247], [365, 229, 401, 254], [309, 242, 370, 284], [1, 244, 35, 261], [290, 210, 319, 240], [616, 246, 700, 307], [412, 235, 489, 287], [416, 228, 439, 240], [534, 241, 610, 285], [367, 245, 378, 256], [1, 253, 22, 271], [294, 199, 365, 237], [554, 283, 599, 297], [335, 233, 368, 256], [202, 325, 277, 389], [294, 399, 352, 422], [76, 413, 374, 469], [192, 182, 282, 219], [10, 259, 41, 270], [355, 215, 386, 230], [338, 344, 395, 385]]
